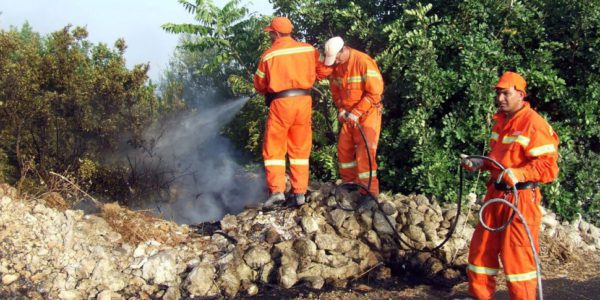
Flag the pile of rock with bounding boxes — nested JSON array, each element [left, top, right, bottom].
[[541, 207, 600, 252], [0, 181, 598, 299]]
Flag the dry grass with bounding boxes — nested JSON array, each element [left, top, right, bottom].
[[101, 202, 189, 246], [0, 183, 17, 198], [41, 192, 70, 211], [15, 171, 192, 247]]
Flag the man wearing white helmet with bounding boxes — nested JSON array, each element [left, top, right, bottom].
[[323, 36, 384, 196]]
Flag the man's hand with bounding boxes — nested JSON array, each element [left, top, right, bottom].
[[499, 168, 525, 187], [338, 109, 348, 123], [460, 154, 484, 172], [346, 112, 359, 126]]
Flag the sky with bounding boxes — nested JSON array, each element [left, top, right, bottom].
[[0, 0, 273, 82]]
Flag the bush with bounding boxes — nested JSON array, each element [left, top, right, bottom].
[[0, 24, 167, 199]]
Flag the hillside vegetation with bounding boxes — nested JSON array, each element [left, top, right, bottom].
[[1, 0, 598, 224]]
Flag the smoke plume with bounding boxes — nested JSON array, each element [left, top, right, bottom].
[[129, 97, 266, 224]]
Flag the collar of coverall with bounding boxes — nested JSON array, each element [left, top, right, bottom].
[[272, 36, 294, 46], [493, 101, 531, 122]]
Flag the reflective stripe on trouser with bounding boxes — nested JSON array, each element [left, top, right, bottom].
[[467, 187, 542, 300], [337, 108, 381, 194], [262, 95, 312, 194]]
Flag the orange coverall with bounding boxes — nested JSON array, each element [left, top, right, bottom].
[[329, 48, 384, 195], [254, 36, 330, 194], [468, 102, 559, 300]]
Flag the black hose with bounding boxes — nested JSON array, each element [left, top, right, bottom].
[[331, 124, 542, 298], [214, 231, 238, 244], [334, 123, 463, 253]]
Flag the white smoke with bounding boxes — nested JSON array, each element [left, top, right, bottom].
[[129, 97, 266, 224]]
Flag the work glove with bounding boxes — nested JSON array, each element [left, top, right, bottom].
[[498, 168, 525, 188], [338, 109, 348, 123], [346, 112, 360, 126], [460, 154, 484, 172]]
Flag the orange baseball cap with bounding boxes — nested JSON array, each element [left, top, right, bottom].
[[263, 16, 293, 34], [495, 71, 527, 95]]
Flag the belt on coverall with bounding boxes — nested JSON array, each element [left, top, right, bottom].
[[265, 88, 312, 106], [493, 181, 538, 191]]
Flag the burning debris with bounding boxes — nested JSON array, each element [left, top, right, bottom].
[[101, 202, 189, 246]]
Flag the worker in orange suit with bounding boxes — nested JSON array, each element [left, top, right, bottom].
[[461, 71, 559, 300], [254, 17, 331, 207], [322, 36, 384, 196]]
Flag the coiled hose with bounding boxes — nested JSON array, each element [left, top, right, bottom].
[[465, 155, 543, 300]]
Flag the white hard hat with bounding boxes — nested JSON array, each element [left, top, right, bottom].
[[324, 36, 344, 66]]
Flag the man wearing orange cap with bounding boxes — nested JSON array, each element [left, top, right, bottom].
[[461, 71, 559, 299], [254, 17, 331, 207], [322, 36, 384, 196]]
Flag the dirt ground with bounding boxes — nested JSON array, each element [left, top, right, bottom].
[[247, 235, 600, 300]]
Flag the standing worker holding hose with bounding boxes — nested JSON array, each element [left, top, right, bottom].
[[322, 36, 384, 198], [461, 71, 559, 300], [254, 17, 331, 208]]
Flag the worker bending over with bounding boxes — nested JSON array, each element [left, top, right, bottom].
[[323, 36, 384, 197]]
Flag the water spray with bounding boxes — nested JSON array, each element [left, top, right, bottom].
[[137, 94, 264, 224]]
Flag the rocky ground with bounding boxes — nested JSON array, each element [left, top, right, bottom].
[[0, 182, 598, 299]]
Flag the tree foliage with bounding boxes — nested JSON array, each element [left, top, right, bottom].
[[0, 24, 167, 195], [160, 0, 340, 181], [163, 0, 599, 224], [1, 0, 597, 225]]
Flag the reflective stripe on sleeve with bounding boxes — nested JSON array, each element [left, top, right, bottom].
[[515, 135, 531, 147], [264, 159, 286, 166], [490, 132, 499, 141], [358, 170, 377, 179], [502, 135, 530, 147], [529, 144, 556, 157], [506, 271, 537, 282], [263, 46, 315, 62], [365, 69, 382, 79], [347, 76, 363, 83], [502, 136, 515, 144], [339, 161, 357, 169], [467, 264, 500, 275], [289, 158, 309, 165], [255, 69, 265, 78]]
